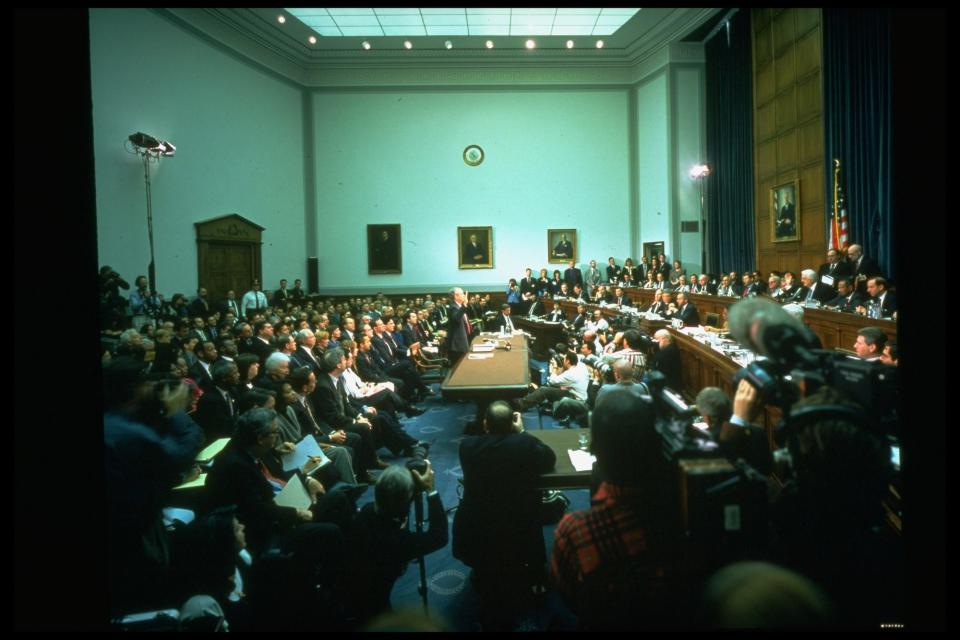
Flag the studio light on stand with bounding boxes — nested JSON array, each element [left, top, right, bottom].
[[690, 163, 711, 275], [126, 132, 176, 294]]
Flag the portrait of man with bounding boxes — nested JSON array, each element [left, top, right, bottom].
[[772, 182, 799, 242], [548, 229, 577, 264], [458, 226, 493, 269], [367, 224, 402, 274]]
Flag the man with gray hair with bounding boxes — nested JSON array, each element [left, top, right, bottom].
[[446, 287, 472, 364], [649, 329, 681, 391], [797, 269, 834, 305], [595, 358, 651, 405], [254, 352, 290, 393], [345, 462, 447, 623], [291, 328, 322, 373]]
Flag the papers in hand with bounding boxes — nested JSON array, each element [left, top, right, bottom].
[[174, 473, 207, 490], [567, 449, 597, 472], [274, 474, 312, 510], [282, 437, 331, 474], [196, 437, 230, 462]]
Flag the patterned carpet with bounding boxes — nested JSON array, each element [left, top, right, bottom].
[[357, 361, 590, 631]]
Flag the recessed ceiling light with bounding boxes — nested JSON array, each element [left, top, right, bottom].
[[525, 39, 536, 49], [485, 40, 494, 49], [596, 40, 605, 49], [566, 40, 575, 49], [362, 41, 371, 50], [277, 15, 286, 24], [404, 40, 413, 50], [445, 40, 453, 50], [308, 36, 317, 44]]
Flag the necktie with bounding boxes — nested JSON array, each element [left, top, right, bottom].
[[336, 377, 349, 413], [255, 293, 261, 310], [258, 460, 286, 489], [302, 398, 321, 434], [223, 389, 234, 416]]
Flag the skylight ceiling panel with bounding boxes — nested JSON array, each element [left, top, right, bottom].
[[468, 25, 510, 35], [373, 7, 421, 15], [511, 14, 556, 26], [338, 26, 385, 36], [378, 14, 424, 26], [382, 25, 427, 35], [512, 8, 556, 14], [298, 16, 337, 27], [591, 25, 619, 35], [601, 8, 641, 15], [595, 15, 629, 26], [426, 25, 469, 35], [468, 14, 511, 26], [327, 8, 375, 16], [510, 25, 552, 35], [423, 14, 467, 25], [334, 15, 382, 27], [467, 8, 511, 15], [556, 8, 601, 16], [420, 8, 466, 14], [556, 25, 594, 35], [554, 14, 599, 26]]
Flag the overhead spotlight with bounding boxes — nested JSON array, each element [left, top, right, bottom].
[[566, 40, 575, 49], [596, 40, 604, 48], [485, 40, 494, 49], [129, 132, 159, 150], [157, 141, 176, 157], [277, 15, 286, 24], [525, 39, 536, 49], [404, 40, 413, 50], [689, 164, 711, 179], [362, 41, 371, 50], [444, 40, 453, 50], [308, 36, 317, 44]]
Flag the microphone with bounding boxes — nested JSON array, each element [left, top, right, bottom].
[[728, 297, 819, 366]]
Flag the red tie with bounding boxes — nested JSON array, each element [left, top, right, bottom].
[[462, 307, 471, 336]]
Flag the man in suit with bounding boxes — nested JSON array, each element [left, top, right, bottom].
[[519, 268, 538, 314], [188, 339, 219, 392], [853, 327, 888, 361], [289, 278, 306, 305], [251, 320, 276, 367], [291, 328, 323, 374], [489, 304, 517, 333], [445, 287, 472, 365], [605, 257, 621, 283], [740, 273, 759, 298], [826, 278, 865, 313], [188, 287, 213, 320], [779, 271, 801, 300], [846, 244, 883, 294], [526, 295, 546, 318], [716, 275, 736, 297], [613, 286, 632, 307], [776, 190, 797, 238], [462, 233, 487, 265], [674, 293, 701, 327], [797, 269, 835, 305], [355, 334, 409, 400], [220, 289, 242, 320], [553, 234, 574, 260], [564, 260, 583, 291], [765, 275, 785, 300], [584, 260, 603, 296], [453, 401, 556, 597], [646, 290, 667, 315], [547, 302, 566, 323], [649, 329, 681, 391], [372, 318, 430, 400], [864, 277, 897, 317], [271, 278, 291, 309], [818, 248, 852, 286], [204, 408, 347, 565], [313, 349, 390, 473], [693, 274, 716, 295], [572, 303, 588, 331], [193, 360, 239, 442]]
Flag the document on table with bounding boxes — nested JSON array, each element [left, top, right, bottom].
[[467, 353, 494, 360], [282, 436, 331, 473], [472, 343, 495, 352], [567, 449, 597, 471]]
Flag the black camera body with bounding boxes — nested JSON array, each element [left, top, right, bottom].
[[404, 446, 429, 477]]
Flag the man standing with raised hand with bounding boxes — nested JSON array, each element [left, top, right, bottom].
[[446, 287, 472, 365]]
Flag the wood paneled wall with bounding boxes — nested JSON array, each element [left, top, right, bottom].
[[752, 8, 825, 276]]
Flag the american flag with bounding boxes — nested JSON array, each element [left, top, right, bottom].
[[829, 158, 849, 251]]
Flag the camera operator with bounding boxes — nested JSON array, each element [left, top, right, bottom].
[[344, 463, 447, 625], [99, 265, 131, 332], [453, 402, 556, 610], [695, 383, 773, 475]]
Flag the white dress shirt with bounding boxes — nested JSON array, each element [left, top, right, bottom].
[[547, 362, 590, 402]]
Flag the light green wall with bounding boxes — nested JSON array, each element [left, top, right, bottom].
[[89, 9, 307, 295], [636, 73, 672, 257], [312, 89, 630, 292]]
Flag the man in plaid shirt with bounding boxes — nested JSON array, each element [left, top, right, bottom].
[[550, 386, 683, 628]]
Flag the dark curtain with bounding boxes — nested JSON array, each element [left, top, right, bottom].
[[705, 9, 755, 275], [822, 9, 894, 282]]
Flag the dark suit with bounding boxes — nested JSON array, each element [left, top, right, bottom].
[[188, 360, 215, 392], [693, 283, 717, 295], [452, 432, 556, 572], [462, 241, 487, 264], [312, 374, 380, 470], [526, 300, 546, 318], [818, 260, 852, 284], [614, 295, 632, 307], [192, 385, 237, 441], [220, 298, 241, 319], [826, 290, 866, 313], [547, 309, 566, 322], [205, 442, 344, 561], [251, 336, 274, 367], [676, 302, 701, 326], [850, 256, 883, 293], [647, 301, 667, 316], [188, 297, 212, 319], [564, 267, 583, 290], [519, 277, 538, 298], [572, 312, 587, 331], [553, 240, 573, 259], [872, 291, 897, 317], [740, 283, 758, 298], [489, 312, 517, 333], [650, 342, 682, 391], [797, 282, 835, 305], [446, 303, 471, 362], [291, 346, 322, 374], [271, 288, 291, 308]]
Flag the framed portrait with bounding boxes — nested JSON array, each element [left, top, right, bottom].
[[367, 224, 402, 274], [548, 229, 577, 264], [458, 226, 493, 269], [770, 180, 800, 243]]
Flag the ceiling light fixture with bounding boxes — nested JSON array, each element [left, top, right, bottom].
[[445, 40, 453, 50], [525, 39, 536, 50], [404, 40, 413, 50], [566, 40, 575, 49], [362, 41, 371, 50], [308, 36, 317, 44], [485, 40, 494, 49], [596, 40, 604, 49], [277, 15, 286, 24]]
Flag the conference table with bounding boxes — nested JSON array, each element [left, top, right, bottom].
[[528, 428, 594, 489]]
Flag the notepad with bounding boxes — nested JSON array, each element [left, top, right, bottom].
[[472, 344, 495, 352], [274, 474, 312, 510], [282, 436, 331, 473], [196, 438, 230, 462], [467, 353, 494, 360]]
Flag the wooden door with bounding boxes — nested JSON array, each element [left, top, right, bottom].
[[195, 215, 264, 302]]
